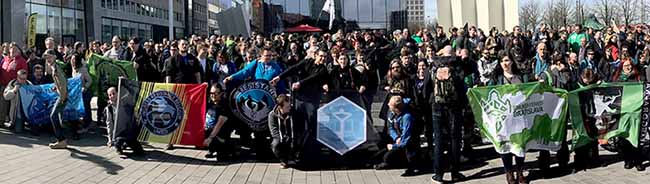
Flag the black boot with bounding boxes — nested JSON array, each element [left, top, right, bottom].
[[505, 171, 516, 184], [516, 169, 528, 184]]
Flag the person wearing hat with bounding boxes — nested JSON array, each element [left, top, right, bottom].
[[43, 49, 69, 149]]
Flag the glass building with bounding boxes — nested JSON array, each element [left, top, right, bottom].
[[253, 0, 407, 34], [25, 0, 87, 47]]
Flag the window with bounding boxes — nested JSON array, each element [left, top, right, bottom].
[[31, 4, 47, 34], [113, 0, 118, 10], [101, 0, 106, 8], [120, 0, 125, 11], [48, 6, 62, 42]]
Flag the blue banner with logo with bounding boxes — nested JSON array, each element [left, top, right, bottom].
[[19, 77, 85, 125]]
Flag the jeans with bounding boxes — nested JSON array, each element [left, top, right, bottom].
[[381, 144, 419, 170], [50, 99, 66, 141], [82, 90, 92, 128], [431, 105, 462, 175], [500, 153, 525, 172], [271, 138, 292, 163]]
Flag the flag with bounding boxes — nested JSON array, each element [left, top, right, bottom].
[[467, 82, 568, 157], [87, 54, 137, 104], [19, 77, 85, 125], [27, 13, 37, 48], [322, 0, 335, 30], [569, 82, 642, 149], [641, 83, 650, 158], [115, 78, 206, 146]]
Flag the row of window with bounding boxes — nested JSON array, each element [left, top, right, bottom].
[[408, 5, 423, 10], [101, 17, 152, 43], [406, 0, 422, 5], [25, 2, 86, 45], [100, 0, 184, 23], [27, 0, 85, 10], [409, 11, 424, 16]]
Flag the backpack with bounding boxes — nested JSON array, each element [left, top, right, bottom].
[[433, 66, 458, 104]]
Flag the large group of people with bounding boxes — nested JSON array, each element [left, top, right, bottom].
[[1, 21, 650, 183]]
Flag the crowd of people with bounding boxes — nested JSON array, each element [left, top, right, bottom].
[[1, 21, 650, 183]]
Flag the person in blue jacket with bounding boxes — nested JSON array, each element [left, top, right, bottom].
[[374, 95, 420, 177], [223, 47, 286, 94]]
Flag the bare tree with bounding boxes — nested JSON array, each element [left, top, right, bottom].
[[616, 0, 640, 25], [593, 0, 617, 26], [543, 0, 574, 29], [575, 0, 586, 24], [519, 0, 541, 31]]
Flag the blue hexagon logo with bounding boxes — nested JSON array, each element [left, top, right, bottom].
[[317, 96, 367, 155]]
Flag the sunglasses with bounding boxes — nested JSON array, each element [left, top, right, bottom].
[[391, 66, 400, 69]]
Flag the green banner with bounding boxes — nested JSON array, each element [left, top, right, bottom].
[[568, 82, 642, 149], [87, 54, 137, 102], [467, 82, 568, 157]]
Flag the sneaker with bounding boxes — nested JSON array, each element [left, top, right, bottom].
[[430, 174, 444, 182], [165, 144, 175, 150], [373, 163, 389, 170], [400, 169, 419, 177], [636, 163, 646, 171], [49, 140, 68, 149], [280, 162, 289, 169], [205, 152, 216, 159]]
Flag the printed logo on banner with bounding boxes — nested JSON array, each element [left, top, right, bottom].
[[231, 81, 277, 132], [578, 87, 623, 139], [480, 89, 512, 132], [139, 90, 185, 136]]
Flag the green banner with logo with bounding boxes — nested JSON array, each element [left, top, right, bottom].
[[568, 82, 643, 149], [467, 82, 568, 157], [87, 54, 137, 101]]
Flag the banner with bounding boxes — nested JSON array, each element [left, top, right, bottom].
[[641, 83, 650, 158], [569, 82, 643, 149], [115, 78, 207, 146], [27, 13, 37, 48], [467, 82, 568, 157], [230, 80, 277, 132], [19, 77, 85, 125], [87, 54, 137, 103], [317, 96, 367, 155]]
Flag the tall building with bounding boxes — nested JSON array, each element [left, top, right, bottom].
[[406, 0, 424, 28], [436, 0, 519, 31], [2, 0, 90, 48], [187, 0, 209, 36], [207, 0, 231, 35]]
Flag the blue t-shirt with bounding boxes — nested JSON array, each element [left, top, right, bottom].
[[205, 103, 222, 129]]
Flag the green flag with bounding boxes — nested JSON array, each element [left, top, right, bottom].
[[87, 54, 137, 102], [467, 82, 568, 157], [569, 82, 642, 149]]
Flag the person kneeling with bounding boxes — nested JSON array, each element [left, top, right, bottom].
[[105, 87, 144, 155], [204, 84, 235, 160], [268, 94, 296, 169], [374, 96, 420, 177]]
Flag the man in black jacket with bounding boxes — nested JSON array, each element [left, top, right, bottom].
[[128, 37, 159, 82], [270, 49, 329, 162], [163, 39, 201, 84]]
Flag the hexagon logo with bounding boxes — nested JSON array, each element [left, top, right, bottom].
[[317, 96, 367, 155]]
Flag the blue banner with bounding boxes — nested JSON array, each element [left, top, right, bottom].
[[19, 77, 85, 125]]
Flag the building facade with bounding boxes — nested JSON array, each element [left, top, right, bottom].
[[95, 0, 186, 43], [436, 0, 519, 31], [187, 0, 208, 36], [207, 0, 232, 35], [406, 0, 424, 28], [251, 0, 408, 34]]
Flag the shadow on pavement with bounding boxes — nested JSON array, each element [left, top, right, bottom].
[[68, 147, 124, 175]]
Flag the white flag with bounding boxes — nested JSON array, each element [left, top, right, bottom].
[[322, 0, 335, 30]]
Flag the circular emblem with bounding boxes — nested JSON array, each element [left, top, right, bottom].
[[139, 90, 184, 136], [230, 81, 277, 132]]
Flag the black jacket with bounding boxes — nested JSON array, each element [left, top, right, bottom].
[[328, 66, 366, 92], [268, 107, 294, 143], [278, 58, 329, 103], [163, 53, 201, 84], [130, 48, 159, 82]]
